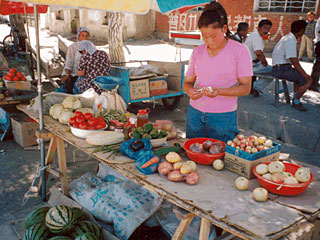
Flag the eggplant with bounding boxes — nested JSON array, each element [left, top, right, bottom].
[[209, 142, 224, 154], [202, 140, 213, 151], [129, 140, 145, 152]]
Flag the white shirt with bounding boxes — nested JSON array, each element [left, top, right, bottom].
[[62, 42, 82, 77], [272, 32, 297, 65], [315, 18, 320, 43], [244, 31, 264, 61]]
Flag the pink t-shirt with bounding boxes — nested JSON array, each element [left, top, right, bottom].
[[186, 39, 252, 113]]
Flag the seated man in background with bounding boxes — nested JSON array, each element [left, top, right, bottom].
[[231, 22, 249, 43], [245, 19, 273, 97], [272, 20, 312, 112]]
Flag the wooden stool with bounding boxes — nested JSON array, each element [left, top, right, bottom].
[[254, 74, 291, 107]]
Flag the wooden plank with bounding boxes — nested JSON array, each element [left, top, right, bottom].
[[199, 218, 211, 240], [172, 213, 195, 240], [36, 130, 53, 139], [56, 137, 69, 195]]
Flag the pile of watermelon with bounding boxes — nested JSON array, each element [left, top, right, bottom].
[[23, 205, 103, 240], [3, 68, 26, 81]]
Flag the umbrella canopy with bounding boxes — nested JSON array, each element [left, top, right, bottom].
[[14, 0, 209, 14], [0, 0, 47, 15]]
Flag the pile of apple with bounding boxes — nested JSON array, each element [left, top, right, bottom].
[[227, 134, 273, 154], [3, 68, 26, 82]]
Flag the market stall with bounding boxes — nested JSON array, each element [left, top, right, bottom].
[[17, 103, 320, 240]]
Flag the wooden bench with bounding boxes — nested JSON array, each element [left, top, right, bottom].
[[254, 74, 291, 107]]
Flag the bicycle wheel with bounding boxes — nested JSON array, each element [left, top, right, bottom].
[[3, 34, 15, 57]]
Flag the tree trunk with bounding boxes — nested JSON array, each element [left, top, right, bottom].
[[107, 12, 125, 65], [9, 14, 27, 51]]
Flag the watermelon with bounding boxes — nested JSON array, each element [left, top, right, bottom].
[[45, 205, 75, 233], [48, 236, 73, 240], [75, 232, 98, 240], [72, 207, 87, 221], [71, 221, 102, 240], [23, 223, 50, 240], [24, 207, 50, 229]]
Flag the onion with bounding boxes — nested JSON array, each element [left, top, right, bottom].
[[262, 173, 272, 180], [282, 172, 293, 178], [284, 176, 299, 184], [235, 177, 249, 191], [256, 164, 268, 175], [257, 136, 266, 144], [268, 161, 285, 173], [227, 140, 233, 146], [212, 159, 224, 171], [185, 161, 197, 171], [264, 139, 273, 147], [252, 187, 268, 202], [271, 172, 284, 183], [295, 168, 311, 183]]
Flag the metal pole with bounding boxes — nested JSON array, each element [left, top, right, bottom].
[[34, 4, 46, 201]]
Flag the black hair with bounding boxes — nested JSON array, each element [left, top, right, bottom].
[[237, 22, 249, 33], [198, 1, 232, 38], [258, 19, 272, 28], [291, 20, 307, 34]]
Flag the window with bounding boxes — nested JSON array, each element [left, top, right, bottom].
[[256, 0, 317, 13]]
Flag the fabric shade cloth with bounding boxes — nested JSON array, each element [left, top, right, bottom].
[[0, 0, 48, 15], [10, 0, 209, 14]]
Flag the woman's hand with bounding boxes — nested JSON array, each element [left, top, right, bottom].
[[187, 88, 203, 100], [202, 87, 219, 98], [61, 75, 70, 83]]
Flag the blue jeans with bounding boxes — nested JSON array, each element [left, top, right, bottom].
[[272, 64, 306, 86], [186, 105, 239, 143], [253, 62, 273, 91]]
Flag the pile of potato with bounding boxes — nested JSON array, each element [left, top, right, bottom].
[[157, 152, 199, 185], [255, 161, 311, 184]]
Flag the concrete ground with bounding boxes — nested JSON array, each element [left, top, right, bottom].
[[0, 24, 320, 239]]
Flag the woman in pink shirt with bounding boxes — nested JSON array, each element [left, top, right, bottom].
[[183, 2, 252, 143]]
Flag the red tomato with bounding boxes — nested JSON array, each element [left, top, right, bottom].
[[96, 116, 104, 122], [16, 72, 23, 78], [96, 121, 106, 129], [73, 111, 83, 117], [87, 117, 98, 126], [3, 75, 9, 80], [75, 116, 85, 123], [84, 113, 93, 120], [73, 123, 79, 128], [69, 117, 76, 125], [79, 122, 88, 129], [87, 125, 95, 130], [8, 72, 15, 77], [7, 76, 13, 81], [21, 77, 26, 81], [13, 76, 20, 81], [9, 68, 17, 73]]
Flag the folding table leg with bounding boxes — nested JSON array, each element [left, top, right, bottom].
[[172, 213, 195, 240], [56, 137, 69, 195]]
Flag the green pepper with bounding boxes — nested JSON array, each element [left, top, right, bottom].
[[133, 131, 141, 139], [136, 127, 144, 135], [143, 123, 154, 133], [142, 133, 152, 139], [159, 130, 168, 138]]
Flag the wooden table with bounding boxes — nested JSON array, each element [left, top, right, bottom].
[[17, 104, 320, 240]]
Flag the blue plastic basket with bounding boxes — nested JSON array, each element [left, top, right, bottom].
[[94, 76, 123, 90]]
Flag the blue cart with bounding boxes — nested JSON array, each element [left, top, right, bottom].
[[107, 60, 188, 110]]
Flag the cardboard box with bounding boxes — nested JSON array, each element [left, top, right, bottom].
[[149, 76, 168, 96], [129, 79, 150, 100], [11, 113, 39, 147], [224, 143, 281, 179], [4, 79, 31, 90], [312, 218, 320, 240]]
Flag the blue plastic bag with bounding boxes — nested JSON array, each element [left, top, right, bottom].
[[135, 153, 160, 175]]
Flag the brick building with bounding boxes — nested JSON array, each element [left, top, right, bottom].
[[155, 0, 320, 43]]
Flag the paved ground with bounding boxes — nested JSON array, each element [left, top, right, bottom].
[[1, 24, 320, 239]]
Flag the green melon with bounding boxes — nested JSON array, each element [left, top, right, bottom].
[[23, 223, 50, 240], [45, 205, 75, 233], [75, 232, 98, 240], [72, 207, 87, 221], [71, 221, 102, 240], [48, 236, 73, 240], [24, 207, 50, 229]]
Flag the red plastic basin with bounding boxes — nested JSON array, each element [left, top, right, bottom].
[[253, 162, 314, 196], [183, 138, 225, 165]]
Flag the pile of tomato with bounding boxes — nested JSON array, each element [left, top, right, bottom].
[[69, 111, 107, 130], [3, 68, 26, 81]]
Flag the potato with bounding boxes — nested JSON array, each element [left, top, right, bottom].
[[166, 152, 182, 163], [167, 170, 184, 182], [173, 162, 183, 170], [180, 163, 192, 174], [158, 162, 173, 176], [185, 171, 199, 185]]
